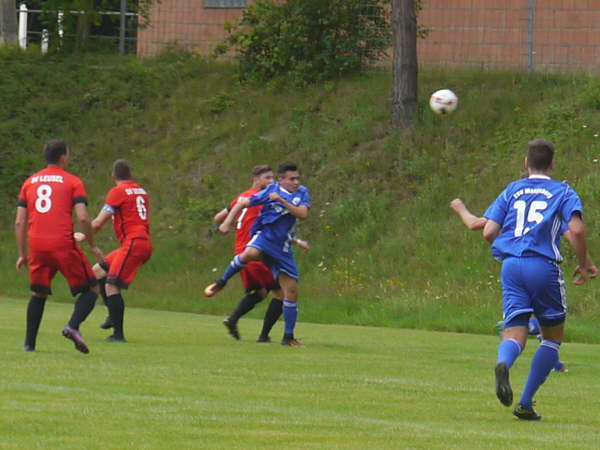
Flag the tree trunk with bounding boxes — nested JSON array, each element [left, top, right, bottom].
[[391, 0, 418, 129], [0, 0, 18, 45], [76, 0, 94, 51]]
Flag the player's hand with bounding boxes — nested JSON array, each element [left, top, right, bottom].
[[269, 192, 282, 202], [218, 222, 230, 235], [16, 256, 28, 271], [573, 265, 597, 284], [450, 198, 466, 212], [295, 239, 310, 251], [90, 246, 104, 263], [74, 232, 86, 243]]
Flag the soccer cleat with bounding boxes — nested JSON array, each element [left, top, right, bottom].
[[256, 335, 271, 343], [62, 326, 90, 354], [513, 403, 541, 421], [281, 337, 304, 347], [223, 317, 240, 340], [204, 279, 226, 297], [100, 316, 113, 330], [23, 344, 35, 352], [553, 362, 568, 373], [105, 334, 127, 343], [495, 362, 513, 406]]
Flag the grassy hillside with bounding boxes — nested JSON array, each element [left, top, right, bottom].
[[2, 47, 600, 340], [3, 296, 600, 448]]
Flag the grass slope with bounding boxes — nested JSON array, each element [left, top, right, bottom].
[[2, 296, 600, 449], [2, 49, 600, 340]]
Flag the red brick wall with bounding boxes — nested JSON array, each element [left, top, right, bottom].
[[137, 0, 246, 57], [418, 0, 600, 71], [138, 0, 600, 72]]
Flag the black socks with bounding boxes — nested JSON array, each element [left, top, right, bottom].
[[259, 298, 283, 339], [25, 296, 47, 349], [68, 290, 98, 330], [106, 293, 125, 338]]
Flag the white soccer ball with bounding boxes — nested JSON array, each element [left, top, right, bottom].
[[429, 89, 458, 115]]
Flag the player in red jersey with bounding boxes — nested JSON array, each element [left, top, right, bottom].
[[15, 139, 103, 354], [88, 159, 152, 342], [213, 165, 309, 342]]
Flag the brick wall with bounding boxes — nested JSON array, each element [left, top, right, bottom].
[[138, 0, 600, 72]]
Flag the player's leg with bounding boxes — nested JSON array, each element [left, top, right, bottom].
[[24, 251, 54, 352], [92, 260, 112, 329], [59, 247, 98, 354], [257, 286, 283, 343], [529, 316, 567, 373], [279, 273, 303, 347], [224, 286, 268, 340], [513, 258, 566, 421], [104, 283, 126, 342], [204, 245, 263, 297], [495, 257, 532, 407], [104, 238, 152, 342]]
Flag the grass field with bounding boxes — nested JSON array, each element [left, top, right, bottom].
[[2, 296, 600, 449]]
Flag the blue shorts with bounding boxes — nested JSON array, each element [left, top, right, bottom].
[[501, 256, 566, 327], [247, 231, 299, 281]]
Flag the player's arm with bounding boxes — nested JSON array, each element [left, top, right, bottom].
[[565, 213, 595, 284], [213, 208, 229, 225], [482, 219, 501, 243], [450, 199, 487, 230], [563, 229, 597, 279], [74, 203, 103, 261], [291, 237, 309, 251], [15, 206, 28, 271], [219, 198, 250, 234], [268, 193, 308, 220], [91, 206, 113, 234]]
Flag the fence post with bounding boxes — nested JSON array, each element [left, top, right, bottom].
[[119, 0, 126, 54], [41, 28, 48, 53], [18, 3, 27, 49], [527, 0, 535, 73]]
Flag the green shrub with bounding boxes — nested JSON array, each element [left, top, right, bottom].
[[216, 0, 390, 84]]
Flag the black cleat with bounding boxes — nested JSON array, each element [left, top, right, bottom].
[[513, 403, 541, 421], [495, 362, 513, 406], [100, 316, 113, 330], [105, 334, 127, 343], [23, 343, 35, 352], [223, 317, 240, 340], [62, 326, 90, 354], [204, 279, 226, 297], [256, 335, 271, 343]]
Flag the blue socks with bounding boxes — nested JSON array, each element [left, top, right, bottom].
[[220, 255, 246, 283], [519, 339, 560, 408], [497, 338, 522, 369], [283, 300, 298, 336]]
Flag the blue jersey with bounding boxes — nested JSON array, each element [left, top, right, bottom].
[[484, 175, 582, 263], [248, 182, 311, 245]]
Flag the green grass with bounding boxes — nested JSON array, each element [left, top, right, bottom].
[[3, 49, 600, 340], [2, 295, 600, 449]]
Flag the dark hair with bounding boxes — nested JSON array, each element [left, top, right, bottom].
[[277, 163, 298, 176], [112, 159, 132, 180], [527, 139, 555, 170], [252, 165, 272, 177], [43, 139, 68, 164]]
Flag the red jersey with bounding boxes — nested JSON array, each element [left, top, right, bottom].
[[229, 188, 262, 255], [18, 166, 87, 251], [104, 180, 150, 242]]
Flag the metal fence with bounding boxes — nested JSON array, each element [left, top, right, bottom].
[[16, 2, 137, 54], [138, 0, 600, 73]]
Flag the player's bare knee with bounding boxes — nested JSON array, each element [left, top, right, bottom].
[[92, 264, 106, 279]]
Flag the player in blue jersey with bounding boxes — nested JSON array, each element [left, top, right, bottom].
[[204, 163, 310, 347], [481, 139, 596, 420], [450, 199, 572, 373]]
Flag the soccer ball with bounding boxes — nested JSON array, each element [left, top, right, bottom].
[[429, 89, 458, 115]]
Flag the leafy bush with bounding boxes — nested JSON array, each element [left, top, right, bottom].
[[215, 0, 390, 84]]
